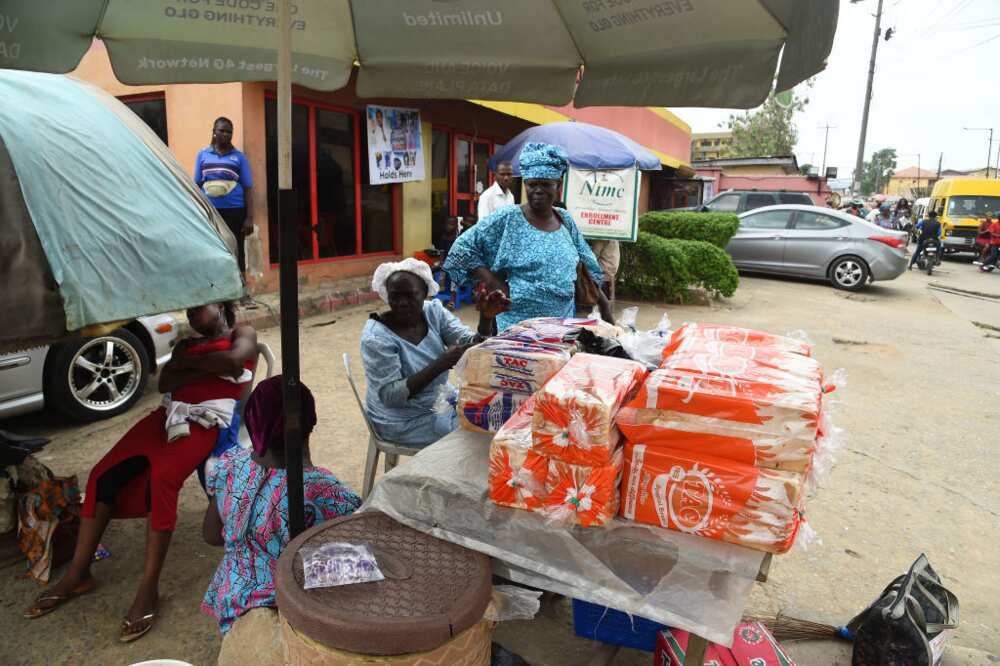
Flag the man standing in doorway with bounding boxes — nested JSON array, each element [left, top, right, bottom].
[[195, 117, 255, 294], [477, 160, 515, 220]]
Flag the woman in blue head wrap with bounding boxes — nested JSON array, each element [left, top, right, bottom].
[[443, 142, 613, 330]]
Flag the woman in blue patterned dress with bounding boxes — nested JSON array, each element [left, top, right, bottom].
[[201, 375, 360, 663], [443, 142, 614, 331]]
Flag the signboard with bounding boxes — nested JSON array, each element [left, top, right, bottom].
[[563, 166, 641, 241], [366, 105, 424, 185]]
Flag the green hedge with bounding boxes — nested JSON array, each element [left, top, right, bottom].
[[639, 211, 739, 248], [619, 233, 739, 302]]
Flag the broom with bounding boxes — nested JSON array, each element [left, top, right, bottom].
[[747, 611, 855, 642]]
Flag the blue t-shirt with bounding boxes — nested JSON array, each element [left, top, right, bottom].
[[194, 146, 253, 209]]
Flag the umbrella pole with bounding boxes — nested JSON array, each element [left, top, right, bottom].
[[276, 0, 305, 538]]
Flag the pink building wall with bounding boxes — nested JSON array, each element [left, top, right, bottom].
[[697, 168, 833, 205]]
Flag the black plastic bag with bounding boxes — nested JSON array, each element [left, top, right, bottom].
[[849, 554, 959, 665], [575, 329, 632, 360]]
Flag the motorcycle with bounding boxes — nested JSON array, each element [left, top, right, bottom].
[[916, 238, 942, 275]]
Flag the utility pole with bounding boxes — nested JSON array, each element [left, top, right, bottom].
[[853, 0, 884, 194], [936, 152, 943, 180], [820, 123, 837, 174], [962, 127, 994, 179]]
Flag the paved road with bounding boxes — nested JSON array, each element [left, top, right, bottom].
[[2, 261, 998, 664]]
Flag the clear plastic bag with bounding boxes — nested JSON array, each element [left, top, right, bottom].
[[300, 541, 385, 589], [618, 306, 639, 332], [432, 382, 459, 415], [244, 225, 265, 281], [485, 585, 543, 622]]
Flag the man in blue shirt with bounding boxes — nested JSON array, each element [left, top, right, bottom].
[[908, 210, 944, 270], [194, 117, 255, 283]]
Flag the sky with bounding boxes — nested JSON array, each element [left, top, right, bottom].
[[672, 0, 1000, 179]]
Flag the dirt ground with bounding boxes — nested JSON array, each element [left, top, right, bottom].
[[2, 260, 998, 665]]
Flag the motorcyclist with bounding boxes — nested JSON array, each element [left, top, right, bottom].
[[908, 210, 945, 270]]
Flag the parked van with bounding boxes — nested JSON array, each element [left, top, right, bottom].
[[929, 179, 1000, 254]]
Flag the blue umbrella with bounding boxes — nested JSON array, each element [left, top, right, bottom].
[[488, 121, 662, 174]]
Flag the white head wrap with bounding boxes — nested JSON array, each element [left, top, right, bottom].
[[372, 258, 440, 303]]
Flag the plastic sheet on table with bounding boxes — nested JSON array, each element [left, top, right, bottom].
[[362, 429, 766, 647]]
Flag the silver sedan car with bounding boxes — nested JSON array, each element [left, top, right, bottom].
[[727, 205, 908, 291], [0, 314, 177, 422]]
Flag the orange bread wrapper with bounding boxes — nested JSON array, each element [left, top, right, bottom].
[[541, 447, 623, 528], [489, 443, 550, 510], [615, 406, 816, 472], [532, 353, 648, 466], [629, 368, 821, 436], [662, 337, 822, 385], [620, 443, 806, 554], [663, 323, 811, 359]]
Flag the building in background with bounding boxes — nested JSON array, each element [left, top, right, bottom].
[[693, 155, 833, 206], [691, 131, 733, 162], [73, 41, 692, 294], [885, 166, 938, 198]]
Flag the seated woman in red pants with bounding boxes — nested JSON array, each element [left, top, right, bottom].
[[23, 302, 258, 643]]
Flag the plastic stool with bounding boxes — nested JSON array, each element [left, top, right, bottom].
[[433, 270, 473, 309]]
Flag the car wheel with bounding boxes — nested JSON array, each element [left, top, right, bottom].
[[45, 329, 150, 422], [829, 256, 870, 292]]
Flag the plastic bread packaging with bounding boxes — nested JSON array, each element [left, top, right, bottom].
[[516, 316, 623, 340], [632, 368, 822, 435], [662, 336, 823, 384], [458, 385, 532, 434], [457, 337, 571, 395], [619, 442, 807, 554], [532, 353, 648, 466], [541, 446, 624, 528], [615, 406, 816, 472], [663, 322, 812, 359], [489, 395, 550, 510]]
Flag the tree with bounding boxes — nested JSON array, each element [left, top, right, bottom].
[[724, 90, 809, 158], [799, 163, 814, 176], [859, 148, 897, 195]]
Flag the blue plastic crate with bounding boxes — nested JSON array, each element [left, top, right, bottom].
[[571, 598, 668, 652]]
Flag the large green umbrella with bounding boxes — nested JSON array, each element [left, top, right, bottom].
[[0, 0, 839, 536]]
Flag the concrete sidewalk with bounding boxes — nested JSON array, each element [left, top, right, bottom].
[[173, 274, 381, 337]]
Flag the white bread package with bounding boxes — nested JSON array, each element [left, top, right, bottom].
[[615, 406, 816, 472], [620, 443, 807, 554], [517, 316, 622, 340], [532, 353, 648, 467], [458, 385, 532, 434], [459, 338, 571, 395]]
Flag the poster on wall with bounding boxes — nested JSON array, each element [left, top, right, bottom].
[[563, 166, 641, 242], [366, 105, 425, 185]]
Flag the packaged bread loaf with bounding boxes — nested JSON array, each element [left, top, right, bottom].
[[542, 447, 623, 527], [459, 338, 570, 394], [532, 353, 648, 466], [458, 385, 531, 434], [615, 406, 816, 472], [632, 368, 822, 437], [663, 323, 812, 359], [662, 338, 823, 385], [620, 443, 806, 553], [489, 396, 550, 510]]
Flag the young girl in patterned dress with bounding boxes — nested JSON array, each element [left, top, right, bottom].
[[201, 375, 360, 664]]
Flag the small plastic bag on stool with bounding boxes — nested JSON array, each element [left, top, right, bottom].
[[300, 541, 385, 589]]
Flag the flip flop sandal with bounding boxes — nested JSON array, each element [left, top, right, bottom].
[[23, 579, 96, 619], [119, 611, 157, 643]]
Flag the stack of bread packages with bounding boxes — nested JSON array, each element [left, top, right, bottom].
[[489, 351, 648, 527], [456, 316, 617, 434], [617, 323, 837, 554]]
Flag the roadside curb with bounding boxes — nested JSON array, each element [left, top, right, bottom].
[[173, 287, 381, 338], [928, 282, 1000, 301]]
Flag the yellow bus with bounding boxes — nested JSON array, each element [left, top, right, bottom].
[[929, 178, 1000, 254]]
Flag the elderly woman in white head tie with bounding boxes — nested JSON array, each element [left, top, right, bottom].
[[360, 258, 493, 447]]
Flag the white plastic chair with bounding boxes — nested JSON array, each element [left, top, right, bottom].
[[342, 353, 422, 499], [237, 342, 275, 448]]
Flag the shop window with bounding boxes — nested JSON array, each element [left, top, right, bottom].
[[119, 93, 168, 145], [431, 128, 451, 246], [265, 97, 396, 265]]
